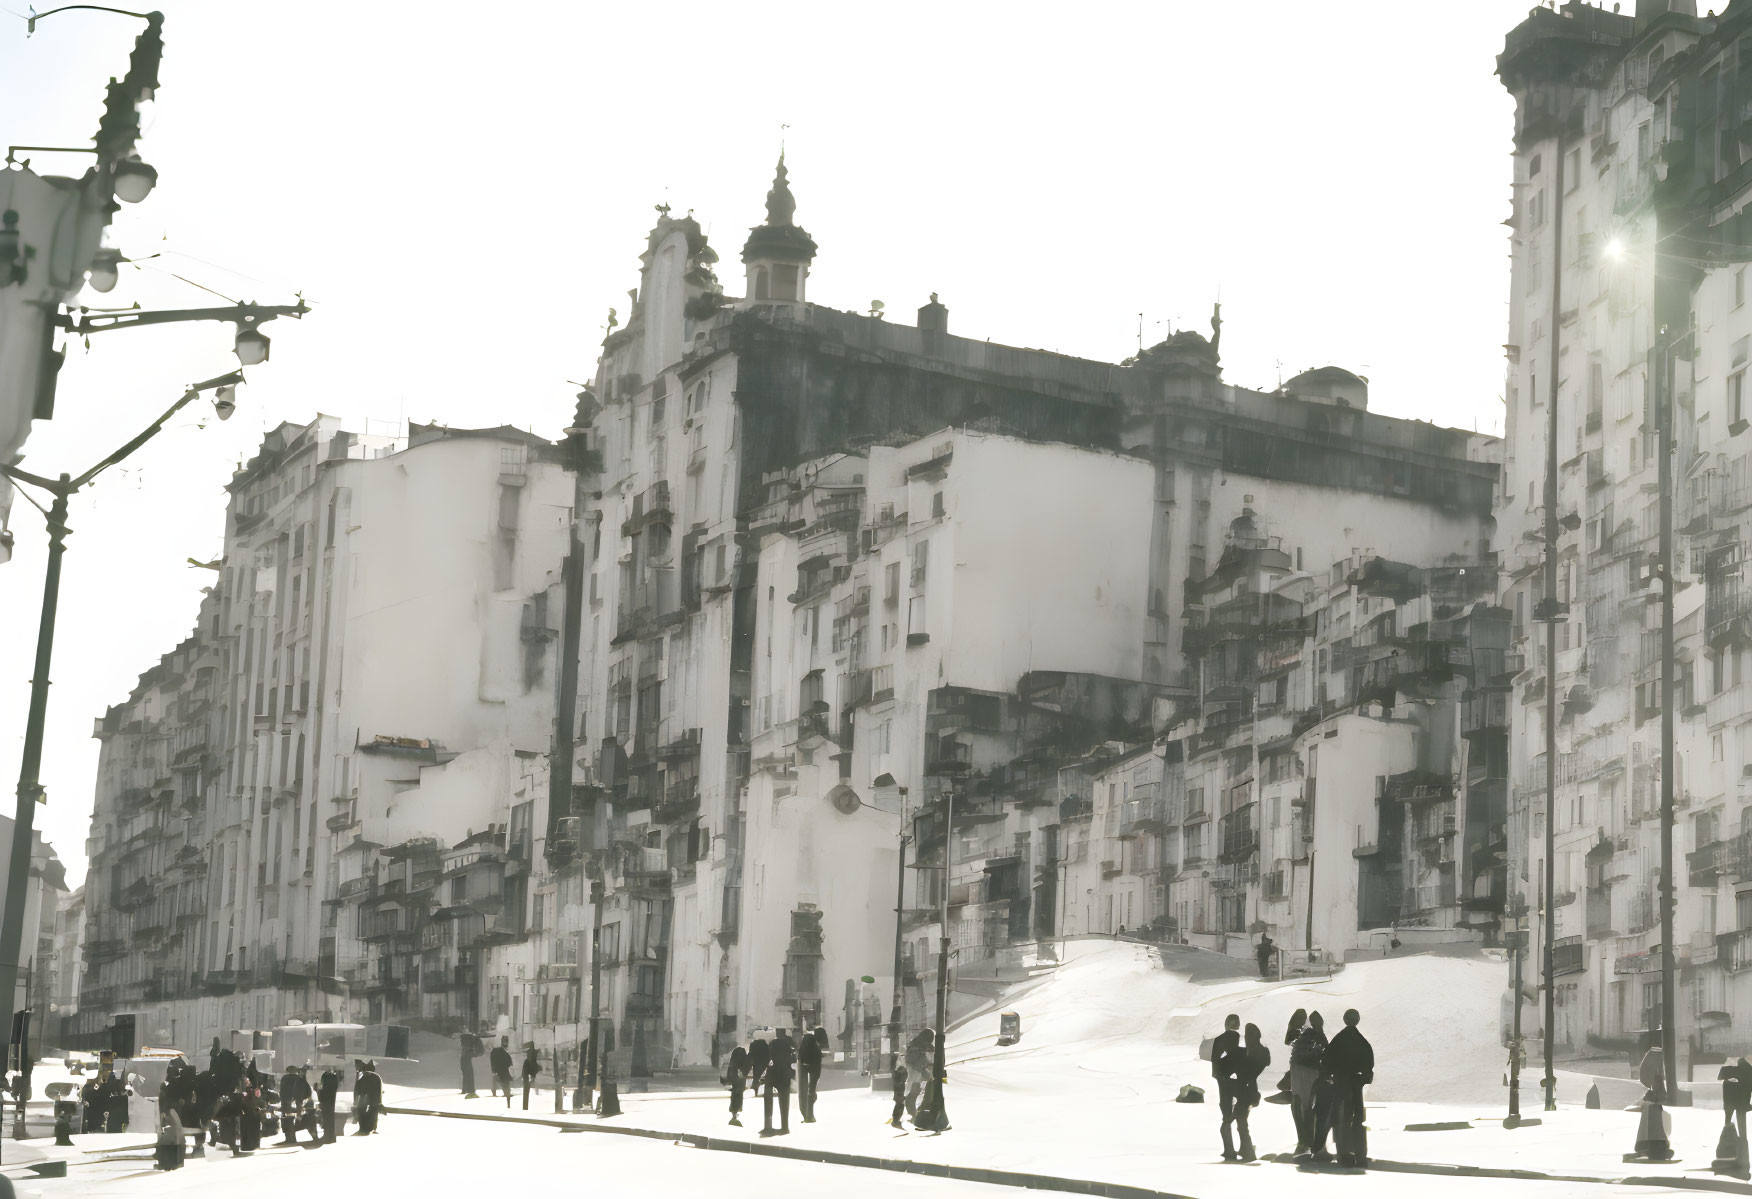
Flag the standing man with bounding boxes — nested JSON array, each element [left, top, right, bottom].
[[1234, 1023, 1270, 1162], [1256, 933, 1275, 980], [762, 1027, 796, 1138], [316, 1064, 342, 1144], [889, 1054, 909, 1129], [1289, 1010, 1328, 1159], [520, 1042, 541, 1111], [749, 1032, 772, 1135], [459, 1029, 483, 1099], [725, 1042, 749, 1127], [903, 1029, 933, 1119], [489, 1037, 515, 1107], [1212, 1013, 1244, 1161], [352, 1060, 383, 1135], [798, 1026, 826, 1123], [277, 1064, 312, 1146], [1322, 1009, 1374, 1168]]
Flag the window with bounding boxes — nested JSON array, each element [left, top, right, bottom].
[[1566, 148, 1580, 190], [885, 562, 900, 603], [1737, 268, 1746, 310], [772, 264, 800, 301], [911, 541, 928, 588], [931, 491, 945, 519], [1530, 153, 1542, 178], [1732, 370, 1746, 427], [1639, 121, 1652, 165]]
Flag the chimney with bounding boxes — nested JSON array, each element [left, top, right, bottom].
[[918, 293, 948, 355]]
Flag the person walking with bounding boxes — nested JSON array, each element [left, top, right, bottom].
[[725, 1043, 749, 1127], [277, 1064, 313, 1146], [1256, 933, 1276, 980], [1212, 1013, 1245, 1161], [904, 1029, 934, 1118], [317, 1065, 342, 1143], [798, 1026, 826, 1123], [1322, 1009, 1374, 1168], [889, 1057, 909, 1128], [1289, 1009, 1329, 1159], [749, 1033, 772, 1134], [459, 1029, 483, 1099], [521, 1043, 541, 1111], [352, 1060, 383, 1135], [762, 1027, 796, 1137], [489, 1037, 514, 1108]]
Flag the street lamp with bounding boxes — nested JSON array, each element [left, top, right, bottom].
[[86, 248, 124, 294], [110, 157, 156, 204], [873, 773, 910, 1077], [916, 785, 954, 1132], [233, 327, 271, 367]]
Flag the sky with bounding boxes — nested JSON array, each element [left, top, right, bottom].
[[0, 0, 1537, 886]]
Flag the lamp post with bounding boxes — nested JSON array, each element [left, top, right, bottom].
[[916, 786, 953, 1132], [873, 773, 909, 1077], [0, 370, 243, 1162]]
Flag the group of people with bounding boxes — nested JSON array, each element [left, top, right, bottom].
[[149, 1041, 385, 1157], [457, 1031, 544, 1109], [723, 1025, 829, 1136], [1208, 1007, 1373, 1168], [1281, 1008, 1373, 1167]]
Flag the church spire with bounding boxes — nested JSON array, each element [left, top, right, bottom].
[[743, 153, 817, 303]]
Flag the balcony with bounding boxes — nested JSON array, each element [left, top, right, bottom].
[[202, 969, 238, 996], [1720, 928, 1752, 973], [1218, 819, 1258, 863], [1553, 935, 1583, 977], [1461, 688, 1510, 738], [1690, 840, 1729, 888], [655, 775, 700, 822]]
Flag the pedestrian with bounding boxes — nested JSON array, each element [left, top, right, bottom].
[[1289, 1009, 1329, 1159], [317, 1065, 342, 1143], [212, 1088, 244, 1154], [1635, 1036, 1673, 1160], [1256, 933, 1275, 979], [278, 1064, 313, 1146], [1234, 1023, 1270, 1162], [489, 1037, 514, 1108], [798, 1026, 826, 1123], [193, 1065, 221, 1146], [237, 1083, 263, 1153], [725, 1043, 748, 1127], [888, 1058, 909, 1128], [521, 1043, 541, 1111], [761, 1027, 795, 1138], [459, 1029, 483, 1099], [749, 1033, 771, 1133], [353, 1060, 383, 1135], [904, 1029, 934, 1118], [78, 1073, 103, 1134], [1322, 1009, 1373, 1168], [1117, 924, 1126, 939], [1212, 1013, 1245, 1161]]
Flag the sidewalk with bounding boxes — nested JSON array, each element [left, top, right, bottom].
[[383, 1077, 1752, 1197]]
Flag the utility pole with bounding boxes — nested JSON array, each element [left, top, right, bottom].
[[583, 875, 604, 1111], [1536, 136, 1566, 1115], [888, 786, 908, 1077], [1508, 896, 1526, 1126], [1657, 324, 1680, 1099], [917, 788, 953, 1132]]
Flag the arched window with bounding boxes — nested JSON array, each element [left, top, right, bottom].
[[754, 267, 769, 300]]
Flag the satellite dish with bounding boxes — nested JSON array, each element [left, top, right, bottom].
[[826, 784, 861, 815]]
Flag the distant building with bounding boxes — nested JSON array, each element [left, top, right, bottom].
[[77, 418, 570, 1049]]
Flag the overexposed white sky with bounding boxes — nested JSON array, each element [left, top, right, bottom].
[[1, 0, 1535, 885]]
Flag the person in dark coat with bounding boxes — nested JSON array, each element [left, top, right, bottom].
[[903, 1029, 934, 1118], [748, 1035, 771, 1132], [353, 1060, 383, 1135], [489, 1038, 514, 1107], [79, 1074, 104, 1134], [237, 1083, 264, 1153], [1322, 1009, 1374, 1168], [798, 1026, 826, 1123], [725, 1044, 749, 1127], [889, 1059, 909, 1128], [1211, 1013, 1245, 1161], [1233, 1023, 1270, 1162], [193, 1067, 222, 1146], [1289, 1009, 1328, 1159], [278, 1064, 313, 1145], [212, 1088, 245, 1153], [317, 1066, 342, 1143], [1256, 933, 1276, 979], [762, 1028, 796, 1137], [459, 1030, 483, 1098], [521, 1043, 541, 1111]]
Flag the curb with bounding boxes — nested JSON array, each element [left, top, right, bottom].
[[1260, 1152, 1752, 1195], [384, 1105, 1198, 1198]]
